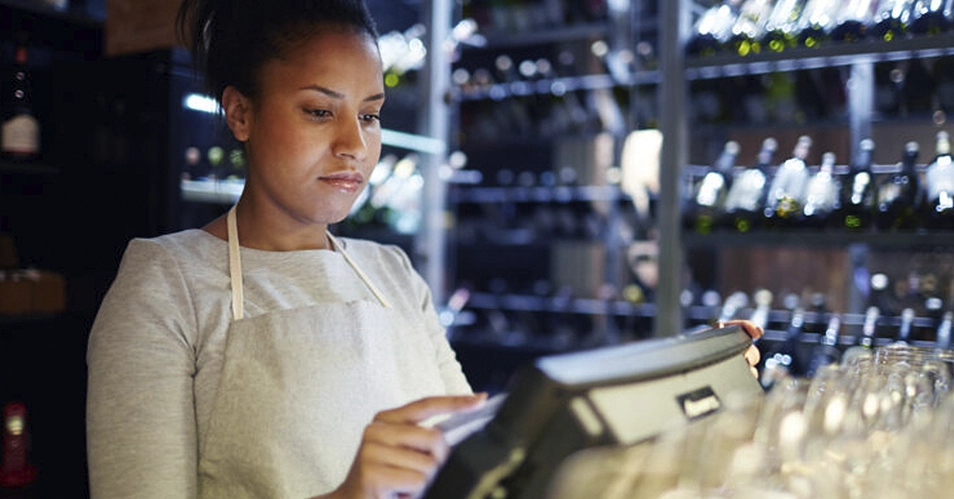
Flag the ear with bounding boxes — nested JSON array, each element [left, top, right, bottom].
[[222, 86, 252, 142]]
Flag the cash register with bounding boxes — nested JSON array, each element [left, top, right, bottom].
[[423, 324, 763, 498]]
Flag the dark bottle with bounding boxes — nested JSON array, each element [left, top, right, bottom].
[[801, 151, 840, 227], [934, 55, 954, 113], [684, 140, 740, 234], [874, 61, 905, 117], [796, 0, 840, 48], [841, 306, 881, 366], [909, 0, 954, 36], [723, 137, 777, 232], [935, 311, 953, 350], [833, 138, 876, 230], [901, 58, 937, 116], [764, 135, 813, 228], [749, 288, 774, 331], [923, 130, 954, 229], [761, 0, 810, 53], [686, 0, 742, 56], [895, 307, 917, 344], [718, 291, 750, 324], [830, 0, 878, 42], [0, 401, 38, 490], [763, 306, 807, 381], [806, 314, 842, 377], [1, 43, 40, 161], [875, 141, 923, 231], [725, 0, 774, 56], [869, 0, 915, 41]]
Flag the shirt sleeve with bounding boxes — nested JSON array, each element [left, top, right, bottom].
[[389, 245, 473, 396], [86, 239, 199, 499]]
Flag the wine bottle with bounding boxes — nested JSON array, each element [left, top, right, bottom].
[[935, 311, 953, 350], [796, 0, 841, 48], [0, 401, 38, 489], [895, 307, 916, 344], [764, 306, 808, 380], [841, 306, 881, 366], [806, 314, 842, 377], [1, 42, 40, 161], [764, 135, 813, 228], [869, 0, 915, 42], [749, 288, 774, 331], [761, 0, 810, 53], [875, 141, 923, 231], [934, 55, 954, 113], [909, 0, 953, 36], [801, 151, 840, 227], [718, 291, 750, 324], [833, 138, 876, 230], [830, 0, 879, 42], [901, 58, 937, 116], [725, 0, 774, 56], [874, 61, 904, 117], [684, 140, 740, 234], [686, 0, 743, 56], [923, 130, 954, 229], [723, 137, 777, 232]]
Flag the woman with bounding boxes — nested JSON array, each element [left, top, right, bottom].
[[86, 1, 763, 498], [87, 1, 482, 498]]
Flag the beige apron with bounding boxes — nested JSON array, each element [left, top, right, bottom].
[[197, 207, 447, 498]]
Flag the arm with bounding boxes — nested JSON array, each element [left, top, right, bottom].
[[391, 245, 472, 395], [86, 240, 199, 498]]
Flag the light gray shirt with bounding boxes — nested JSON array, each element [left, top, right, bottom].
[[86, 229, 471, 498]]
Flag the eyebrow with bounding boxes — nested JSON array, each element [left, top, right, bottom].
[[301, 85, 385, 102]]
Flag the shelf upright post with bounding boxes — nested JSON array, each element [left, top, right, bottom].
[[417, 0, 453, 305], [846, 60, 875, 316], [655, 0, 691, 337]]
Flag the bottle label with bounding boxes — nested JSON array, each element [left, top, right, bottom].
[[927, 162, 954, 200], [1, 114, 39, 156]]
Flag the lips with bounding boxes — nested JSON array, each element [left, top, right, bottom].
[[319, 171, 364, 193]]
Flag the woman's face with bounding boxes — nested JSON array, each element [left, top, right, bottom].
[[231, 30, 385, 227]]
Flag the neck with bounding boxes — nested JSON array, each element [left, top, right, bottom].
[[207, 202, 333, 251]]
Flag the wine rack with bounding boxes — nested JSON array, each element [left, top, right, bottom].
[[645, 0, 954, 340]]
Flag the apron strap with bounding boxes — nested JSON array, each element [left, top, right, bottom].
[[226, 206, 393, 321], [227, 206, 245, 321], [327, 232, 393, 309]]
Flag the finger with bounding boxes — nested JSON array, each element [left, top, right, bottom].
[[723, 319, 764, 340], [357, 452, 432, 497], [361, 438, 443, 477], [364, 421, 449, 460], [751, 365, 759, 379], [744, 344, 761, 367], [376, 394, 488, 425]]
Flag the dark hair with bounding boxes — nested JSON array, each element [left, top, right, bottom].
[[176, 0, 379, 102]]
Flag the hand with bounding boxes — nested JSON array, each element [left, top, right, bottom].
[[717, 320, 763, 379], [328, 394, 487, 499]]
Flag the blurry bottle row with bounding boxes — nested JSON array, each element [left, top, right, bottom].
[[584, 341, 954, 498], [683, 130, 954, 233], [448, 164, 640, 244], [691, 55, 954, 125], [460, 0, 650, 35], [689, 0, 954, 57], [445, 265, 954, 355]]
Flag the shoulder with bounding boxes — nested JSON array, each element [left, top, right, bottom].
[[121, 229, 223, 271], [336, 237, 414, 274]]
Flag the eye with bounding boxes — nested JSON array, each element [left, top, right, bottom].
[[360, 113, 382, 123], [305, 108, 332, 119]]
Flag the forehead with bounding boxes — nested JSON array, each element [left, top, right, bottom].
[[274, 30, 382, 76]]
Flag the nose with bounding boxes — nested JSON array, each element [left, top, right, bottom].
[[333, 116, 369, 161]]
